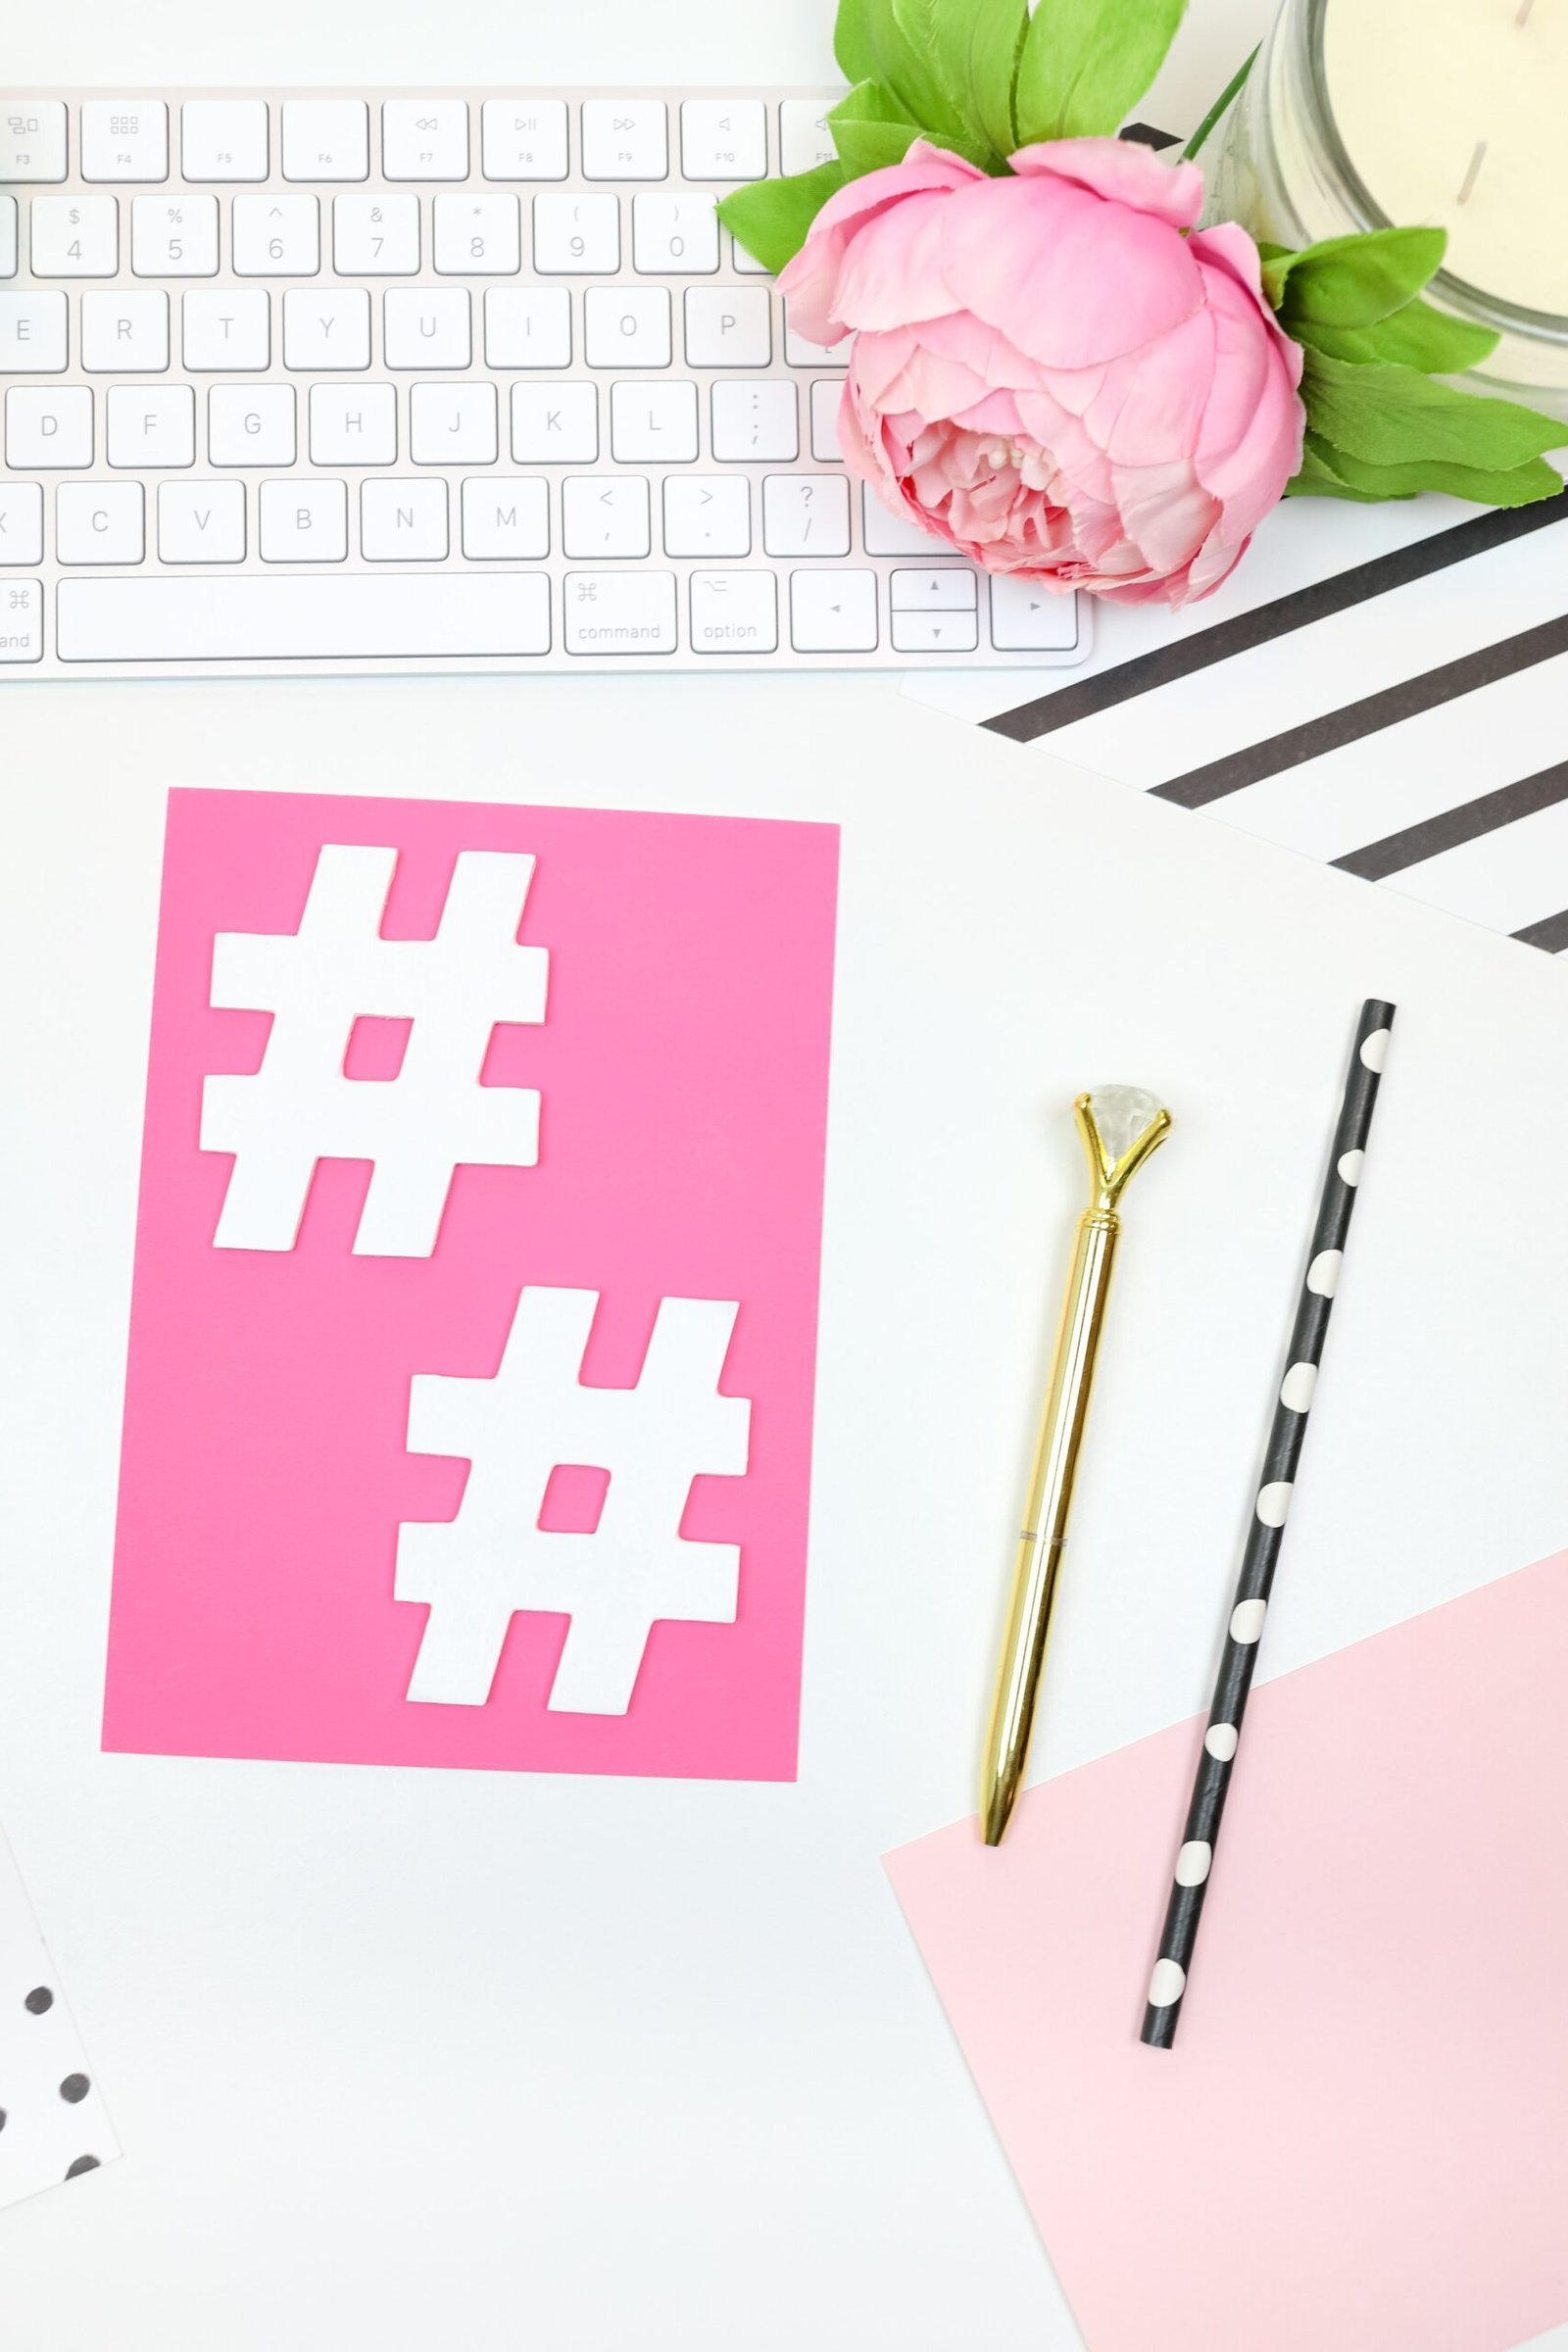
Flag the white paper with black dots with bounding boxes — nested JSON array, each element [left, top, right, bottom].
[[0, 1825, 119, 2207]]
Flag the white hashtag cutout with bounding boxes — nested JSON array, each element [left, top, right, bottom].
[[396, 1287, 751, 1714], [201, 845, 548, 1255]]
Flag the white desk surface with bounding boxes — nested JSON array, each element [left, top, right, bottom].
[[5, 7, 1567, 2350]]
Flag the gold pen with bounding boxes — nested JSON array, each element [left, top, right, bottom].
[[981, 1087, 1171, 1846]]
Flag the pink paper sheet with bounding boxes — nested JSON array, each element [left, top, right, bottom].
[[105, 789, 837, 1781], [885, 1552, 1568, 2352]]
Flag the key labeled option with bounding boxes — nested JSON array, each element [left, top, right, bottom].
[[81, 101, 168, 182], [564, 569, 676, 655], [690, 570, 777, 654], [158, 477, 246, 563], [461, 476, 548, 561], [0, 484, 46, 566], [0, 579, 43, 662], [789, 567, 878, 652], [57, 480, 145, 564]]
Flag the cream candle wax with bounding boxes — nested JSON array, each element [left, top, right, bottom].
[[1209, 0, 1568, 409]]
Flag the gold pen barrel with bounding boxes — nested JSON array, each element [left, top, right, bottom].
[[981, 1208, 1120, 1845], [979, 1087, 1169, 1847]]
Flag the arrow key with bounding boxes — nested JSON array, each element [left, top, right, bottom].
[[989, 570, 1081, 653], [890, 566, 978, 611]]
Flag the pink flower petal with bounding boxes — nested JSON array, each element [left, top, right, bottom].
[[1194, 265, 1305, 542], [1009, 136, 1205, 230], [776, 141, 984, 346], [1079, 307, 1216, 465]]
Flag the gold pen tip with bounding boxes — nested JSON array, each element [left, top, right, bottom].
[[980, 1791, 1013, 1846]]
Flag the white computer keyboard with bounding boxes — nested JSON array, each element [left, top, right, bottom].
[[0, 88, 1088, 682]]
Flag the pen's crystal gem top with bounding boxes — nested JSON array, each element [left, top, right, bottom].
[[1088, 1084, 1164, 1164]]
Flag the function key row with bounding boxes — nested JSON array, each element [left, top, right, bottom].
[[1, 96, 835, 188]]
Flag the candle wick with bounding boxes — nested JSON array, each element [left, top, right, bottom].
[[1456, 139, 1487, 206]]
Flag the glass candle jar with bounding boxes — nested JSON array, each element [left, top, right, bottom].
[[1206, 0, 1568, 416]]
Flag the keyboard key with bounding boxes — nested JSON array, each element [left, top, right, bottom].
[[691, 568, 776, 653], [632, 192, 719, 274], [158, 476, 246, 562], [362, 477, 448, 561], [584, 286, 670, 368], [684, 285, 770, 367], [260, 477, 348, 561], [0, 103, 67, 182], [183, 287, 270, 369], [107, 384, 195, 467], [281, 99, 368, 182], [711, 380, 797, 463], [310, 382, 397, 465], [563, 474, 650, 558], [31, 195, 119, 276], [662, 474, 749, 558], [411, 381, 497, 465], [809, 379, 845, 462], [7, 386, 92, 468], [581, 98, 666, 180], [679, 100, 766, 181], [0, 291, 68, 371], [1, 196, 15, 276], [0, 580, 44, 662], [57, 480, 144, 564], [0, 292, 67, 371], [232, 192, 319, 276], [861, 483, 939, 556], [484, 285, 570, 368], [891, 606, 979, 653], [481, 98, 568, 180], [334, 194, 419, 274], [564, 569, 675, 655], [434, 194, 520, 275], [381, 99, 469, 181], [57, 572, 552, 660], [81, 289, 169, 371], [763, 472, 850, 557], [131, 194, 219, 276], [181, 99, 269, 181], [209, 383, 296, 466], [282, 286, 370, 369], [533, 192, 618, 273], [891, 567, 978, 610], [790, 567, 877, 652], [512, 380, 597, 463], [730, 229, 770, 275], [81, 101, 168, 182], [461, 476, 549, 560], [989, 570, 1081, 652], [0, 483, 45, 565], [610, 380, 698, 463], [384, 287, 470, 368], [778, 99, 835, 175], [785, 304, 847, 367]]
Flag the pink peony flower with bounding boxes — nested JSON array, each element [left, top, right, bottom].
[[778, 136, 1306, 607]]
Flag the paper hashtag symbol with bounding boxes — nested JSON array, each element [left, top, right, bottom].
[[395, 1287, 751, 1714], [201, 845, 547, 1256]]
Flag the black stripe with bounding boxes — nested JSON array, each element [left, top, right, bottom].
[[1332, 758, 1568, 881], [1152, 612, 1568, 808], [1119, 122, 1182, 151], [982, 495, 1567, 745], [1513, 906, 1568, 952]]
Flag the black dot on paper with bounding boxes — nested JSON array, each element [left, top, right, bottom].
[[66, 2156, 101, 2180], [24, 1986, 54, 2015], [59, 2074, 90, 2105]]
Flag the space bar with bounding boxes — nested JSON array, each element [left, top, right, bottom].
[[56, 573, 553, 662]]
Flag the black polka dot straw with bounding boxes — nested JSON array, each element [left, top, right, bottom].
[[1142, 999, 1395, 2051]]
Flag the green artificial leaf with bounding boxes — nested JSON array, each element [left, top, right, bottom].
[[717, 162, 846, 275], [1014, 0, 1188, 143], [1300, 429, 1563, 508], [1263, 225, 1446, 327], [963, 0, 1030, 161], [855, 0, 992, 164], [1284, 438, 1392, 501], [834, 0, 880, 82], [1303, 348, 1566, 472], [1296, 295, 1499, 376], [827, 78, 923, 175]]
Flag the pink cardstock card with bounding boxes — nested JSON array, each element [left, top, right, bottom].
[[105, 789, 838, 1781], [885, 1551, 1568, 2352]]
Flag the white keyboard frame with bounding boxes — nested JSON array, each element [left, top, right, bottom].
[[0, 87, 1089, 683]]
